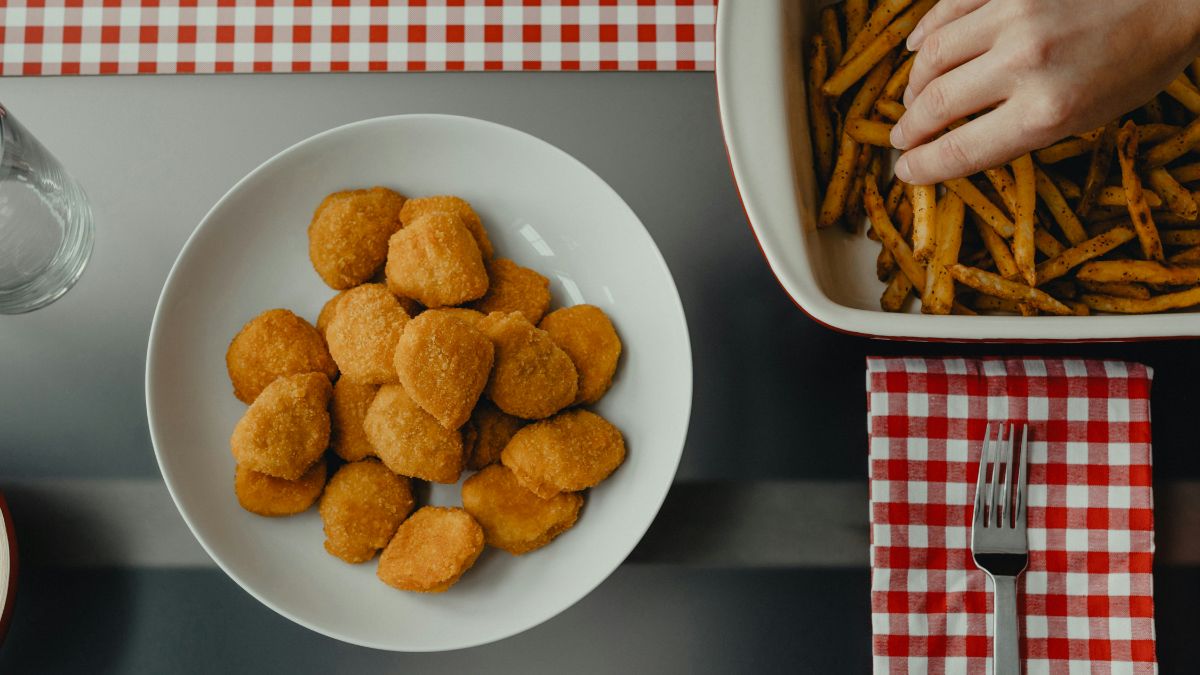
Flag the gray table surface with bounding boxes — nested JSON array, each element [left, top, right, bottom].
[[1, 72, 1199, 674]]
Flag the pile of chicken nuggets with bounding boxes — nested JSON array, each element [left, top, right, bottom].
[[224, 187, 625, 593]]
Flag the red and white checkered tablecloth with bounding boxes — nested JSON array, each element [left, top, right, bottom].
[[0, 1, 716, 76], [866, 357, 1157, 674]]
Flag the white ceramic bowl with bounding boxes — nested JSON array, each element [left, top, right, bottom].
[[145, 114, 692, 651], [717, 0, 1200, 341]]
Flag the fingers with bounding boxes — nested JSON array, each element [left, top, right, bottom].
[[892, 52, 1007, 151], [904, 5, 996, 107], [907, 0, 990, 51], [895, 102, 1041, 185]]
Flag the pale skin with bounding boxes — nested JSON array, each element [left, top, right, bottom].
[[890, 0, 1200, 185]]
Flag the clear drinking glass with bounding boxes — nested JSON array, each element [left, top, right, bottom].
[[0, 103, 94, 314]]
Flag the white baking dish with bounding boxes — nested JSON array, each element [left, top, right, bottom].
[[716, 0, 1200, 341]]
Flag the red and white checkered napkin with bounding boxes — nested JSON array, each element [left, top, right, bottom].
[[866, 357, 1157, 675]]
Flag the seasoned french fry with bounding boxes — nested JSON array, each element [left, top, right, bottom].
[[948, 265, 1074, 315], [972, 295, 1022, 314], [822, 0, 935, 98], [881, 54, 915, 101], [911, 184, 938, 263], [972, 212, 1020, 279], [1033, 166, 1087, 244], [922, 191, 964, 315], [877, 197, 914, 280], [1170, 162, 1200, 184], [1097, 185, 1164, 209], [843, 0, 915, 64], [806, 36, 836, 182], [1034, 227, 1066, 258], [1145, 115, 1200, 168], [1035, 138, 1095, 164], [1042, 279, 1078, 300], [1034, 226, 1137, 284], [1011, 154, 1037, 285], [1169, 244, 1200, 264], [1077, 280, 1152, 300], [885, 176, 907, 217], [865, 176, 926, 291], [819, 7, 843, 72], [874, 99, 906, 122], [1077, 260, 1200, 284], [951, 302, 979, 316], [1143, 95, 1165, 124], [880, 269, 914, 312], [1165, 73, 1200, 114], [1146, 167, 1199, 220], [1082, 286, 1200, 313], [846, 118, 895, 147], [1048, 170, 1082, 200], [1078, 121, 1119, 219], [945, 178, 1015, 237], [844, 0, 869, 46], [1067, 301, 1091, 316], [1116, 121, 1165, 260]]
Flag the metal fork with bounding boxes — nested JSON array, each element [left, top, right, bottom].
[[972, 423, 1030, 675]]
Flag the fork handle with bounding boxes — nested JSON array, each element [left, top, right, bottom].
[[992, 574, 1021, 675]]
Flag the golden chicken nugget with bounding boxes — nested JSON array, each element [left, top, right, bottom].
[[377, 506, 484, 593], [326, 284, 411, 384], [501, 409, 626, 498], [330, 378, 379, 462], [308, 187, 406, 290], [384, 213, 489, 308], [394, 311, 494, 430], [315, 290, 351, 338], [363, 384, 465, 484], [319, 459, 415, 564], [225, 309, 337, 404], [230, 373, 332, 480], [462, 464, 583, 555], [234, 458, 327, 517], [399, 195, 494, 259], [425, 307, 485, 328], [478, 312, 578, 419], [465, 400, 525, 470], [539, 305, 622, 405], [470, 258, 552, 324]]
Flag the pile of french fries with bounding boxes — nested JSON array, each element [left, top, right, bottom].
[[807, 0, 1200, 315]]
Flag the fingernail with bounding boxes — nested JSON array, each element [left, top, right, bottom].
[[894, 155, 913, 183], [907, 24, 925, 51], [890, 124, 907, 150], [903, 85, 915, 108]]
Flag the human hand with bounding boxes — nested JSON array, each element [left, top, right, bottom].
[[890, 0, 1200, 185]]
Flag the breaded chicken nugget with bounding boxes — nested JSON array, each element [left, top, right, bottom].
[[478, 312, 577, 419], [424, 307, 485, 327], [470, 258, 552, 324], [462, 464, 582, 555], [235, 458, 327, 517], [319, 459, 415, 564], [399, 195, 494, 259], [330, 378, 379, 462], [384, 213, 489, 308], [316, 290, 351, 338], [308, 187, 406, 289], [501, 409, 626, 498], [464, 400, 525, 470], [377, 506, 484, 593], [363, 385, 465, 484], [539, 305, 622, 405], [225, 309, 337, 404], [394, 311, 494, 430], [230, 372, 332, 480], [326, 284, 410, 384]]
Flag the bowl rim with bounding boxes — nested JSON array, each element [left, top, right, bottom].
[[144, 113, 693, 651], [715, 0, 1200, 342]]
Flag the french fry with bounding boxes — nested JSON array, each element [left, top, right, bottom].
[[880, 269, 914, 312], [1078, 121, 1119, 219], [1076, 260, 1200, 284], [945, 178, 1015, 237], [1145, 115, 1200, 167], [1034, 227, 1066, 258], [1035, 137, 1094, 164], [1116, 121, 1165, 260], [1169, 244, 1200, 264], [1048, 170, 1082, 200], [1143, 95, 1165, 124], [922, 191, 965, 315], [843, 0, 915, 64], [806, 36, 836, 182], [885, 176, 907, 217], [1011, 154, 1037, 285], [881, 54, 915, 101], [1034, 166, 1088, 244], [1097, 185, 1164, 209], [1042, 279, 1078, 300], [844, 0, 869, 46], [948, 264, 1074, 315], [972, 295, 1022, 314], [1170, 162, 1200, 184], [1146, 167, 1199, 220], [819, 7, 843, 72], [877, 196, 914, 280], [1034, 226, 1137, 284], [1067, 301, 1091, 316], [822, 0, 935, 98], [1162, 229, 1200, 246], [911, 184, 938, 263], [1165, 73, 1200, 114], [874, 99, 906, 122], [846, 118, 895, 147], [865, 175, 926, 291], [951, 302, 979, 316], [1082, 286, 1200, 313], [972, 212, 1020, 279], [1077, 280, 1152, 300]]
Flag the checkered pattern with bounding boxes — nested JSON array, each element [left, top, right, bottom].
[[866, 357, 1157, 675], [0, 1, 715, 76]]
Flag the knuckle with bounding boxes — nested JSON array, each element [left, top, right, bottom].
[[937, 134, 977, 176], [921, 81, 952, 122], [1010, 34, 1053, 70], [921, 31, 946, 69], [1028, 92, 1074, 132]]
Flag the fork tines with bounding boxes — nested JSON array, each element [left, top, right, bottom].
[[974, 422, 1030, 530]]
